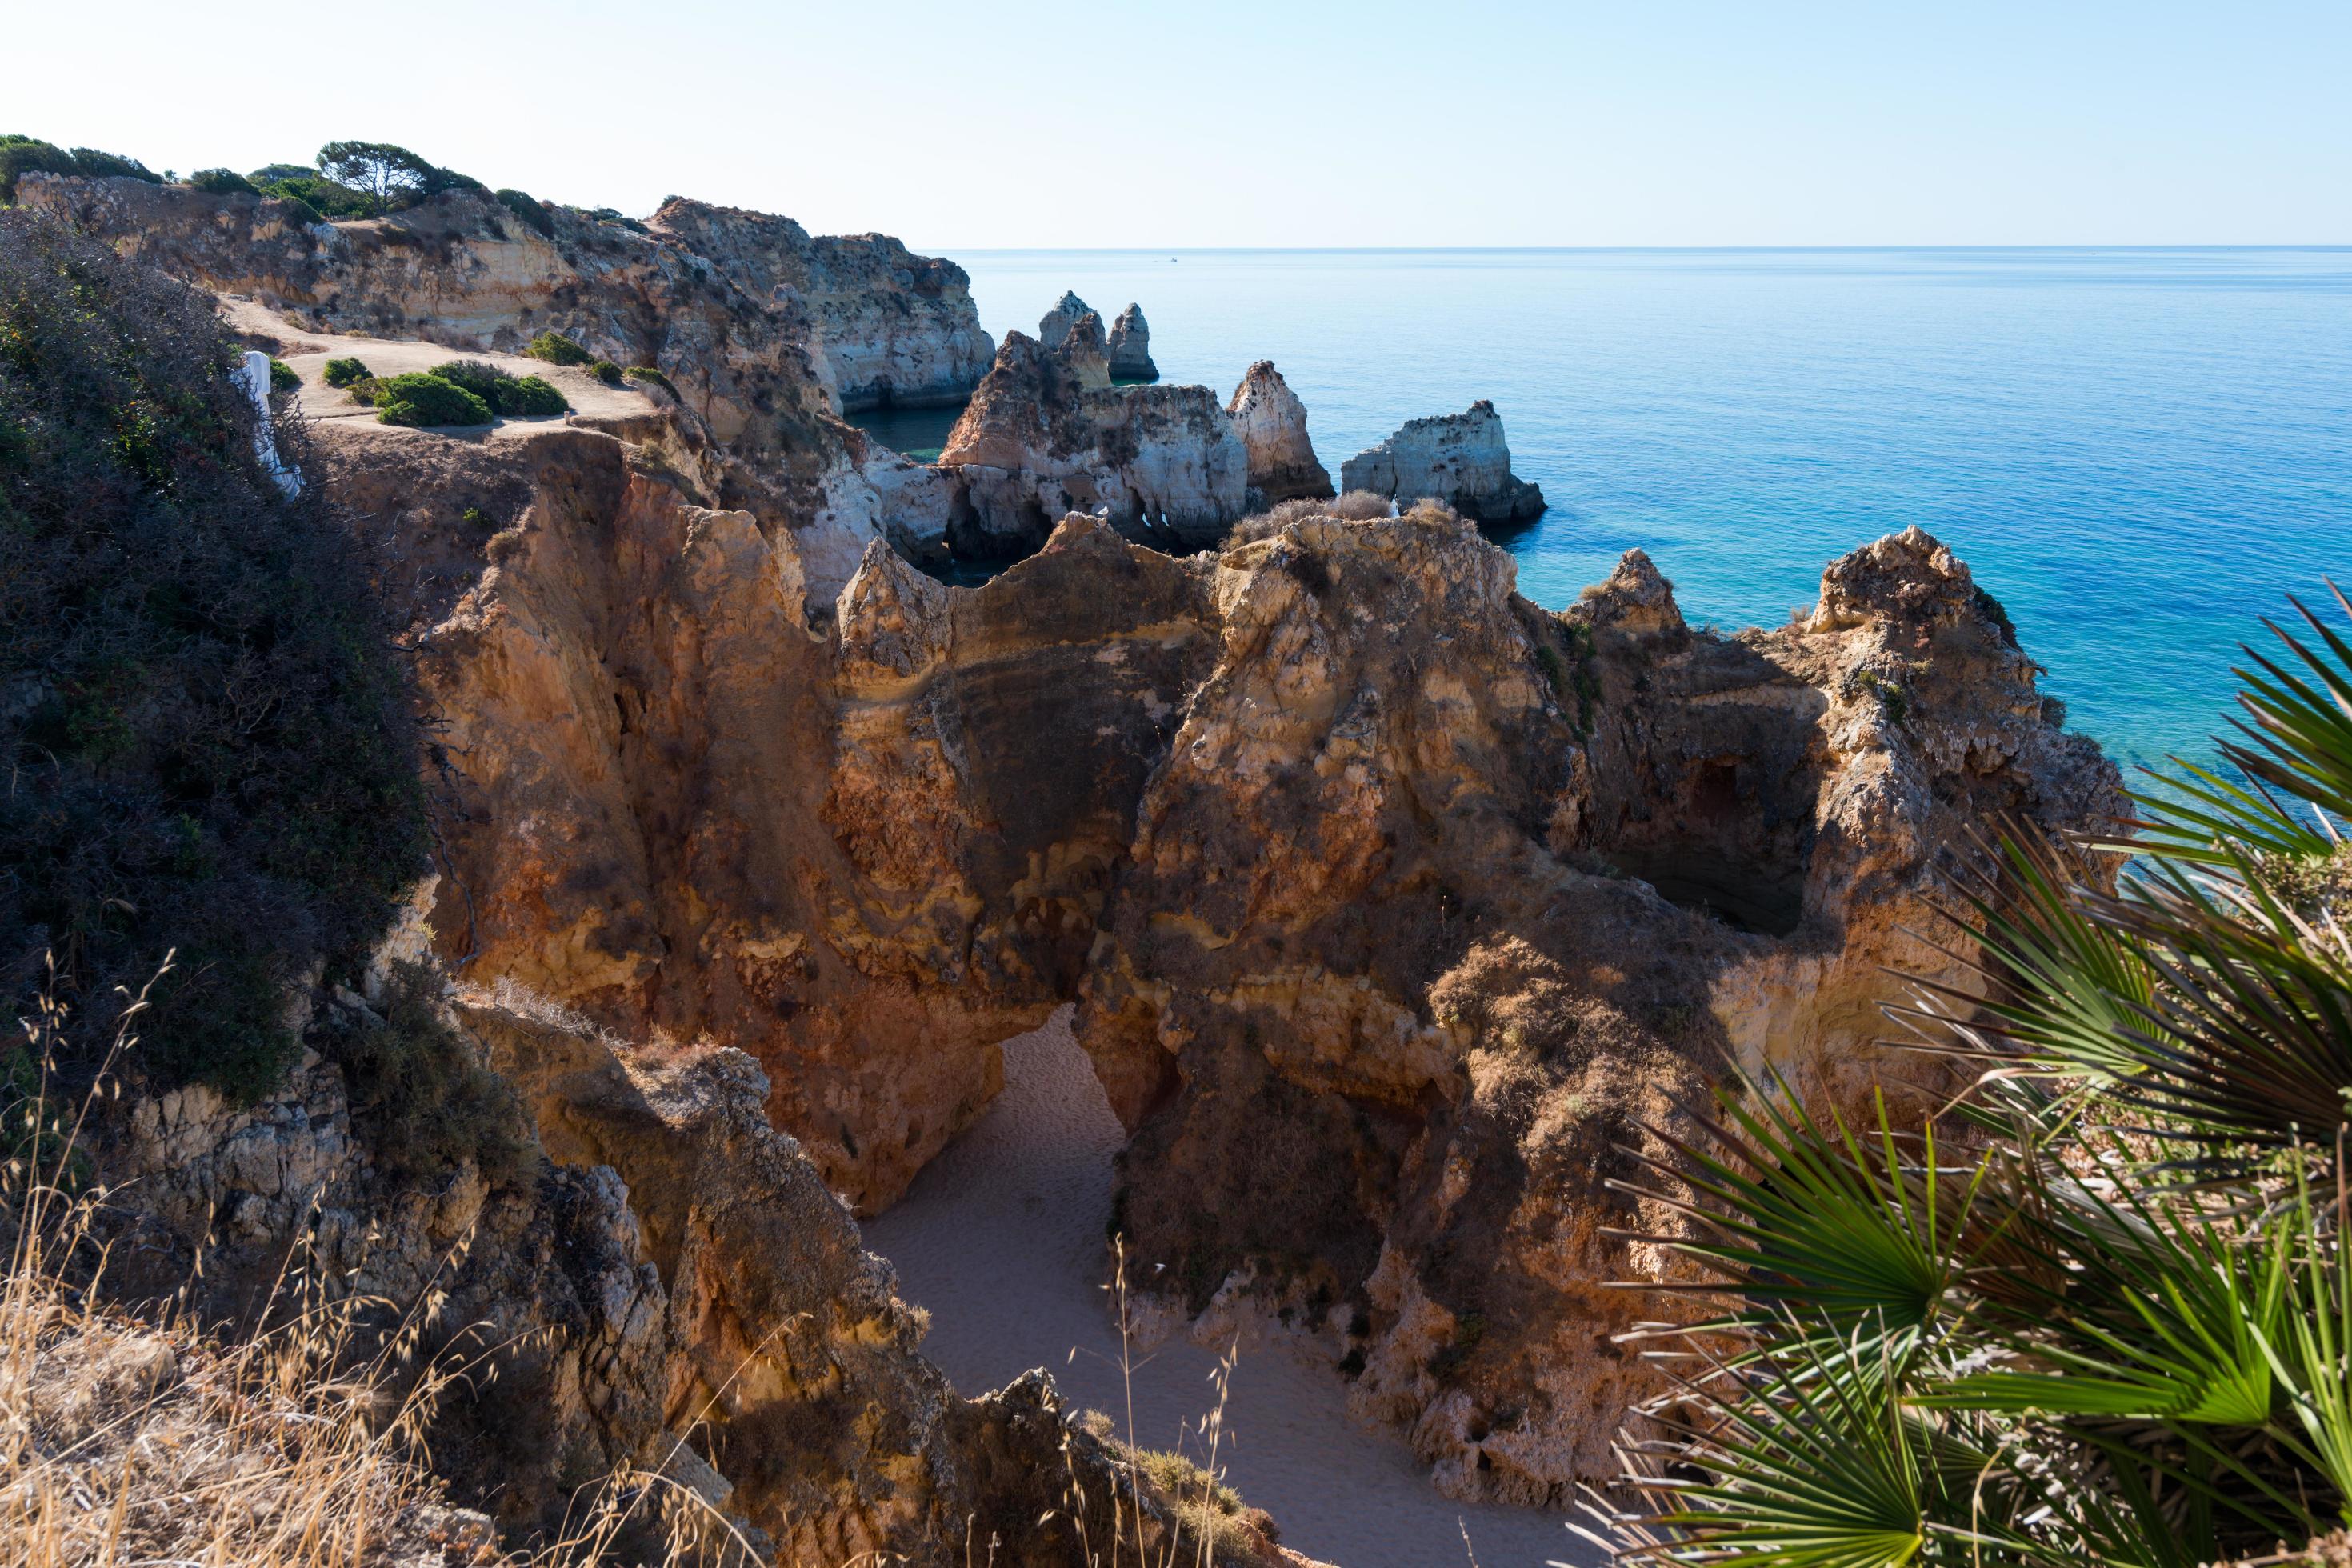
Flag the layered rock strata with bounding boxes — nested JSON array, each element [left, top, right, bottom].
[[936, 328, 1247, 554], [1108, 302, 1158, 380], [1340, 400, 1545, 522], [1226, 360, 1334, 503]]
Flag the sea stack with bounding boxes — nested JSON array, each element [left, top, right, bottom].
[[1106, 303, 1158, 380], [1226, 360, 1332, 502], [1038, 289, 1092, 350], [1340, 399, 1545, 522]]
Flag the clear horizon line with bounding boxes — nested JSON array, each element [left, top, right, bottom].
[[927, 242, 2352, 254]]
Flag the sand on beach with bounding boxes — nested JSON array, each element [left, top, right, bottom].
[[861, 1010, 1591, 1568]]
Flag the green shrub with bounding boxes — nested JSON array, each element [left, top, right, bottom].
[[346, 376, 384, 407], [247, 168, 373, 220], [322, 356, 370, 388], [322, 962, 529, 1186], [498, 374, 566, 416], [370, 371, 492, 428], [526, 330, 590, 366], [314, 141, 478, 216], [0, 210, 430, 1102], [494, 187, 553, 237], [430, 360, 570, 418], [66, 147, 161, 184], [590, 359, 622, 386], [266, 357, 298, 394], [1, 136, 162, 203], [188, 167, 258, 197], [427, 358, 511, 403], [622, 364, 674, 397], [586, 206, 647, 234]]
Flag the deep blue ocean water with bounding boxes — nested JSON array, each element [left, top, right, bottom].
[[923, 248, 2351, 779]]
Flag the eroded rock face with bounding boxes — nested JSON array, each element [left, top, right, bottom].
[[1226, 361, 1334, 503], [1340, 400, 1544, 522], [18, 173, 978, 606], [1065, 509, 2116, 1503], [1038, 289, 1093, 350], [52, 184, 2122, 1514], [93, 957, 1258, 1566], [331, 390, 2108, 1499], [1108, 302, 1158, 380], [938, 330, 1248, 554], [650, 198, 994, 411]]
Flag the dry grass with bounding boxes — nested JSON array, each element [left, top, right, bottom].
[[1044, 1241, 1276, 1568], [0, 966, 749, 1568], [1222, 490, 1395, 547]]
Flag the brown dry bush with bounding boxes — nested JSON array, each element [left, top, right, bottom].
[[1222, 489, 1395, 548]]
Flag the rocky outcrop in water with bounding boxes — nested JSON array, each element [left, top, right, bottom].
[[1340, 400, 1544, 522], [936, 329, 1247, 554], [1226, 360, 1333, 503], [1038, 289, 1094, 350], [1108, 303, 1158, 380]]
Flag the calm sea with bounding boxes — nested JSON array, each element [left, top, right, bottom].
[[880, 248, 2352, 779]]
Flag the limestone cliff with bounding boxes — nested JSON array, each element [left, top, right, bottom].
[[322, 366, 2108, 1498], [937, 329, 1248, 554], [31, 178, 2122, 1519], [1038, 289, 1094, 350], [1340, 400, 1544, 522], [1226, 361, 1334, 503], [1108, 302, 1159, 380], [650, 198, 994, 410], [16, 172, 979, 604], [1072, 511, 2114, 1502], [90, 947, 1271, 1566]]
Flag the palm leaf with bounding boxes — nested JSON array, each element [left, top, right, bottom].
[[1609, 1081, 1989, 1362]]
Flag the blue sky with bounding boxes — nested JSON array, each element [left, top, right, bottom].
[[13, 1, 2348, 246]]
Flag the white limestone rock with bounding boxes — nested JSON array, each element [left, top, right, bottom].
[[1106, 303, 1158, 381], [1226, 360, 1331, 503], [1340, 400, 1544, 522]]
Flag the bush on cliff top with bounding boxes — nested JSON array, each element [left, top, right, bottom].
[[187, 166, 258, 197], [370, 371, 492, 428], [430, 359, 567, 418], [1, 136, 162, 203], [495, 186, 553, 237], [526, 330, 591, 366], [322, 355, 370, 387], [0, 210, 430, 1100]]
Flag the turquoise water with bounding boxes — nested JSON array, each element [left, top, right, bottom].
[[938, 248, 2352, 778]]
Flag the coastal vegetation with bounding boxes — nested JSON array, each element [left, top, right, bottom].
[[526, 329, 593, 366], [1594, 590, 2352, 1566], [0, 210, 428, 1102]]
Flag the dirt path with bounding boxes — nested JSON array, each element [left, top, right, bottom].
[[219, 297, 654, 432]]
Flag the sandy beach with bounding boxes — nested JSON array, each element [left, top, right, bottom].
[[862, 1010, 1588, 1568]]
